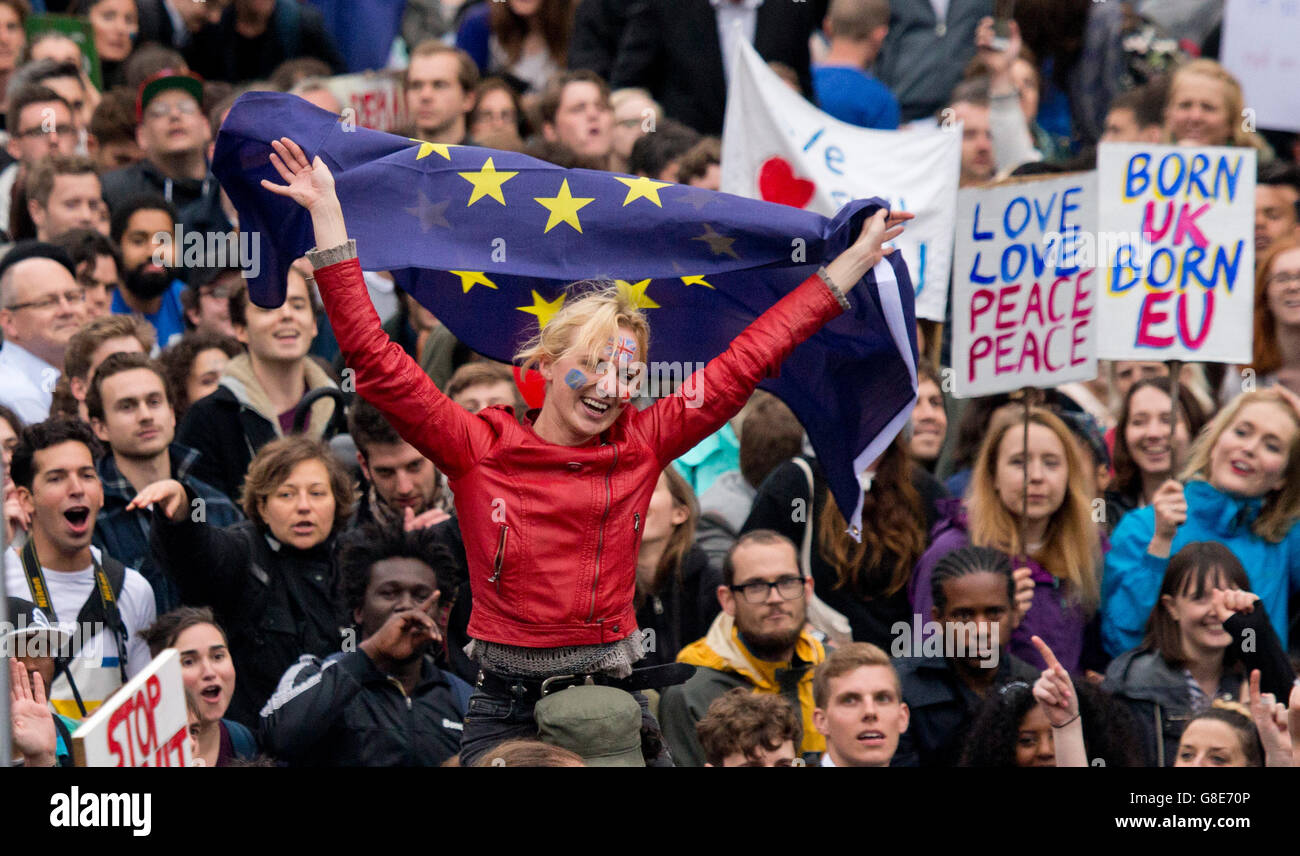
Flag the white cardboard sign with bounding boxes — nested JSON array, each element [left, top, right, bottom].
[[951, 173, 1099, 397], [1096, 143, 1255, 364], [71, 648, 192, 768]]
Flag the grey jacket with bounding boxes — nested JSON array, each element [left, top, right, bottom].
[[875, 0, 993, 122]]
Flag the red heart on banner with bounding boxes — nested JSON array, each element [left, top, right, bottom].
[[757, 156, 816, 209]]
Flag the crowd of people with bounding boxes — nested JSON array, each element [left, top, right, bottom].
[[4, 0, 1300, 771]]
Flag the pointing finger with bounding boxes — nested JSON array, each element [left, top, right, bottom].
[[1031, 635, 1063, 673]]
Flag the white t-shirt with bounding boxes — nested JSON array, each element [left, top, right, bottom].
[[4, 545, 157, 719]]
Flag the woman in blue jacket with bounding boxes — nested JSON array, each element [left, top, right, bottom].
[[1101, 388, 1300, 657]]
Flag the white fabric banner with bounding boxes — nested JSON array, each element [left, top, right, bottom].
[[1096, 143, 1255, 364], [720, 38, 959, 321], [952, 173, 1099, 397], [1222, 0, 1300, 133]]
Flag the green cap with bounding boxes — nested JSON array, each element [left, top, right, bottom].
[[535, 685, 645, 767], [136, 69, 205, 122]]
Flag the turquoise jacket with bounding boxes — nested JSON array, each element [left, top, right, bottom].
[[1101, 480, 1300, 656]]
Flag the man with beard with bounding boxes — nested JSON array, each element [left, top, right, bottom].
[[110, 194, 187, 346], [659, 530, 827, 766], [259, 523, 471, 766]]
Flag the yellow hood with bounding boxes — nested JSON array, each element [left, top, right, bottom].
[[677, 612, 826, 754]]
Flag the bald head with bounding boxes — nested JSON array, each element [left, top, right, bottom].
[[0, 257, 85, 367]]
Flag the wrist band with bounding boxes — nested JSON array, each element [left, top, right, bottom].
[[1052, 711, 1080, 728], [817, 265, 853, 311]]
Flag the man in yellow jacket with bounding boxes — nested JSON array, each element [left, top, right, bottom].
[[659, 531, 826, 766]]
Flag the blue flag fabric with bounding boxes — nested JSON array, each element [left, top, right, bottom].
[[211, 92, 918, 537]]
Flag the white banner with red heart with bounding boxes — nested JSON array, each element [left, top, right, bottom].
[[720, 37, 960, 321]]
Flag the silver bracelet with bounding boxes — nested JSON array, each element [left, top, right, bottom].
[[817, 265, 852, 311]]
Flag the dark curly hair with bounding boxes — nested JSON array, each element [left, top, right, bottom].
[[960, 680, 1146, 767], [10, 418, 103, 490], [335, 522, 455, 615], [159, 329, 242, 418]]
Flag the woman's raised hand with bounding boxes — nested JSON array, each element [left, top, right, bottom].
[[826, 208, 914, 292], [1030, 635, 1078, 727], [1010, 565, 1034, 626], [1148, 478, 1186, 557], [1210, 588, 1260, 622], [125, 478, 190, 523], [1247, 669, 1293, 767], [261, 137, 337, 212]]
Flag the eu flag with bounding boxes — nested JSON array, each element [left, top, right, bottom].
[[212, 92, 917, 537]]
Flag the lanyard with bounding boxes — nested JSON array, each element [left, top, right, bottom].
[[19, 538, 128, 680]]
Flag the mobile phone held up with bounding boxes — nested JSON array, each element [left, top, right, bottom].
[[991, 0, 1016, 52]]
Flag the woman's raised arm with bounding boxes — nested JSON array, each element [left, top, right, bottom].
[[260, 137, 494, 478], [643, 209, 912, 465], [261, 137, 348, 249]]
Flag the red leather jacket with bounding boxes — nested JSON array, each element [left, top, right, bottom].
[[312, 244, 845, 648]]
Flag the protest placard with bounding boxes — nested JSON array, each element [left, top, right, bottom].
[[1222, 0, 1300, 133], [720, 37, 959, 321], [951, 173, 1098, 397], [1097, 143, 1256, 364], [71, 649, 191, 768], [325, 71, 407, 133]]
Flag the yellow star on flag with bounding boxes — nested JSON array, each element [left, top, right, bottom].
[[409, 138, 454, 161], [517, 290, 566, 328], [448, 271, 497, 293], [534, 179, 595, 233], [458, 157, 517, 206], [680, 275, 714, 289], [616, 279, 659, 309], [613, 176, 673, 207]]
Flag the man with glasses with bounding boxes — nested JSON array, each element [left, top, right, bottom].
[[0, 242, 87, 422], [0, 85, 78, 238], [180, 265, 239, 336], [100, 70, 217, 227], [659, 529, 828, 766]]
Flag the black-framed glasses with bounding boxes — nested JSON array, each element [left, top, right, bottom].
[[5, 289, 86, 312], [729, 575, 806, 604], [1267, 271, 1300, 288]]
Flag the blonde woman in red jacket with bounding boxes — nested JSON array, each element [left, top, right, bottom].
[[262, 137, 910, 764]]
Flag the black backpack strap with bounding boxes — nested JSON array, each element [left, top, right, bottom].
[[75, 555, 130, 683], [53, 715, 75, 767]]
